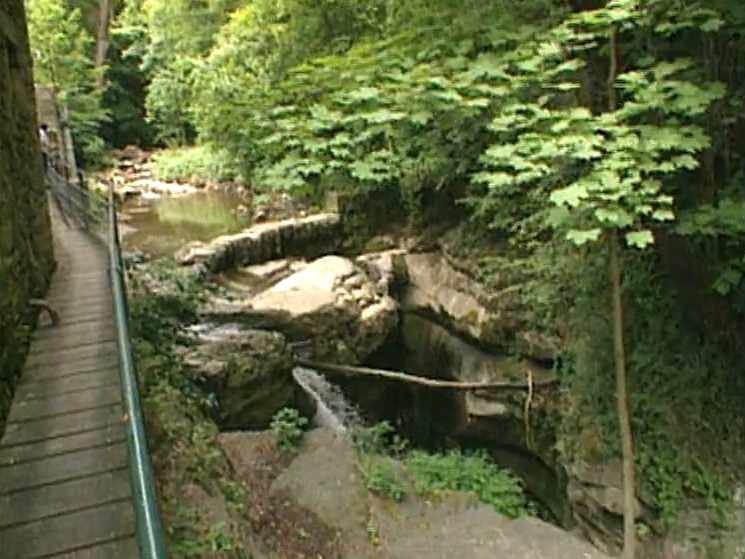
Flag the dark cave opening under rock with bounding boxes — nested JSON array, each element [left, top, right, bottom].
[[328, 310, 574, 528]]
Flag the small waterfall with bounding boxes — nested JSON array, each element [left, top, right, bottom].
[[187, 322, 361, 433], [186, 322, 244, 342], [292, 367, 361, 434]]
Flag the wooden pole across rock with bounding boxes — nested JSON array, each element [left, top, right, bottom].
[[295, 358, 559, 391]]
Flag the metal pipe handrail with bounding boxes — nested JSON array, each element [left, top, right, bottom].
[[106, 186, 167, 559]]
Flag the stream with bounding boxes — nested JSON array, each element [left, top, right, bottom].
[[119, 190, 250, 257]]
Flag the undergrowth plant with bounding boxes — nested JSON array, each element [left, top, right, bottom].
[[127, 259, 248, 558], [270, 407, 308, 453], [352, 423, 530, 518], [360, 458, 406, 503]]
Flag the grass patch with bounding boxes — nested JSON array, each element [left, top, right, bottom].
[[350, 421, 531, 518], [151, 144, 242, 185]]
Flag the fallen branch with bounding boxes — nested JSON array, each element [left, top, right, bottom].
[[295, 358, 559, 391]]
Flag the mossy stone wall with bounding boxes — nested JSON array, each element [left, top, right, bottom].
[[0, 0, 55, 422]]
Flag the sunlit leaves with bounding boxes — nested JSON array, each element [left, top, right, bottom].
[[471, 0, 725, 251], [566, 228, 602, 245], [625, 230, 654, 249]]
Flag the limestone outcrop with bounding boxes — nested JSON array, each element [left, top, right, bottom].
[[175, 213, 342, 274], [204, 256, 398, 364], [183, 327, 313, 429], [356, 250, 560, 362], [219, 427, 611, 559]]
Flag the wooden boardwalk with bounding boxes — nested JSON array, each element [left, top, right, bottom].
[[0, 211, 139, 558]]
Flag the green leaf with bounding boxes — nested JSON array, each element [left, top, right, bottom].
[[550, 185, 588, 208], [545, 206, 570, 228], [566, 228, 602, 246], [651, 208, 675, 221], [625, 230, 655, 249], [595, 208, 633, 227]]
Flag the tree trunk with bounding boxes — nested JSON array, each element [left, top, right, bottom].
[[94, 0, 114, 87], [607, 27, 638, 559], [60, 102, 81, 186], [609, 230, 638, 559]]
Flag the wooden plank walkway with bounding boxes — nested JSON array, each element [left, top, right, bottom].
[[0, 211, 140, 558]]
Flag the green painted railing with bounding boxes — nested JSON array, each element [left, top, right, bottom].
[[106, 187, 168, 559]]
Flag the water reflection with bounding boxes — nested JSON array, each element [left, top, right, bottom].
[[120, 191, 250, 257]]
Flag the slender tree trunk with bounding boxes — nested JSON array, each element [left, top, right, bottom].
[[609, 231, 638, 559], [60, 102, 81, 186], [94, 0, 115, 87], [607, 27, 638, 559]]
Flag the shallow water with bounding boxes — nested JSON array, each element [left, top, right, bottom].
[[120, 191, 250, 257]]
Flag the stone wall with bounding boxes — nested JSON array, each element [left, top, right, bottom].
[[0, 0, 55, 417]]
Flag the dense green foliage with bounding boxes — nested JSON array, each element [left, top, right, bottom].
[[351, 421, 530, 518], [28, 0, 745, 546], [26, 0, 109, 165]]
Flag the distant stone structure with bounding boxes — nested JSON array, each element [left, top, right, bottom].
[[0, 0, 55, 405]]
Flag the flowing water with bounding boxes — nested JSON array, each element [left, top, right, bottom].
[[292, 367, 362, 434], [189, 322, 361, 434], [120, 191, 250, 257]]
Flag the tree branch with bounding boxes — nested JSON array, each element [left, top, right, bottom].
[[295, 358, 559, 391]]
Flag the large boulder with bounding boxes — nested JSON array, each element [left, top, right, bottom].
[[207, 255, 398, 364], [220, 427, 611, 559], [356, 250, 560, 362], [183, 327, 313, 429]]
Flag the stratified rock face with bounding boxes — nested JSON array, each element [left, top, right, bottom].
[[183, 328, 313, 429], [401, 253, 559, 361], [567, 458, 745, 559], [174, 213, 342, 273], [0, 2, 55, 395], [220, 427, 611, 559], [397, 312, 571, 526], [243, 255, 398, 364]]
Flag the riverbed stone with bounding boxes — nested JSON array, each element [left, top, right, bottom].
[[227, 427, 611, 559], [183, 328, 313, 429], [241, 255, 398, 363], [174, 213, 342, 273]]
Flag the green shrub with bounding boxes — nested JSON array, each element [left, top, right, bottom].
[[270, 408, 308, 453], [350, 421, 407, 456], [405, 449, 529, 518], [151, 145, 242, 184], [361, 458, 406, 503]]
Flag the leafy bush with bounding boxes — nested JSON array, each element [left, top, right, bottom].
[[360, 458, 406, 503], [350, 421, 407, 456], [127, 259, 247, 556], [405, 449, 530, 519], [151, 145, 242, 184], [270, 408, 308, 453]]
